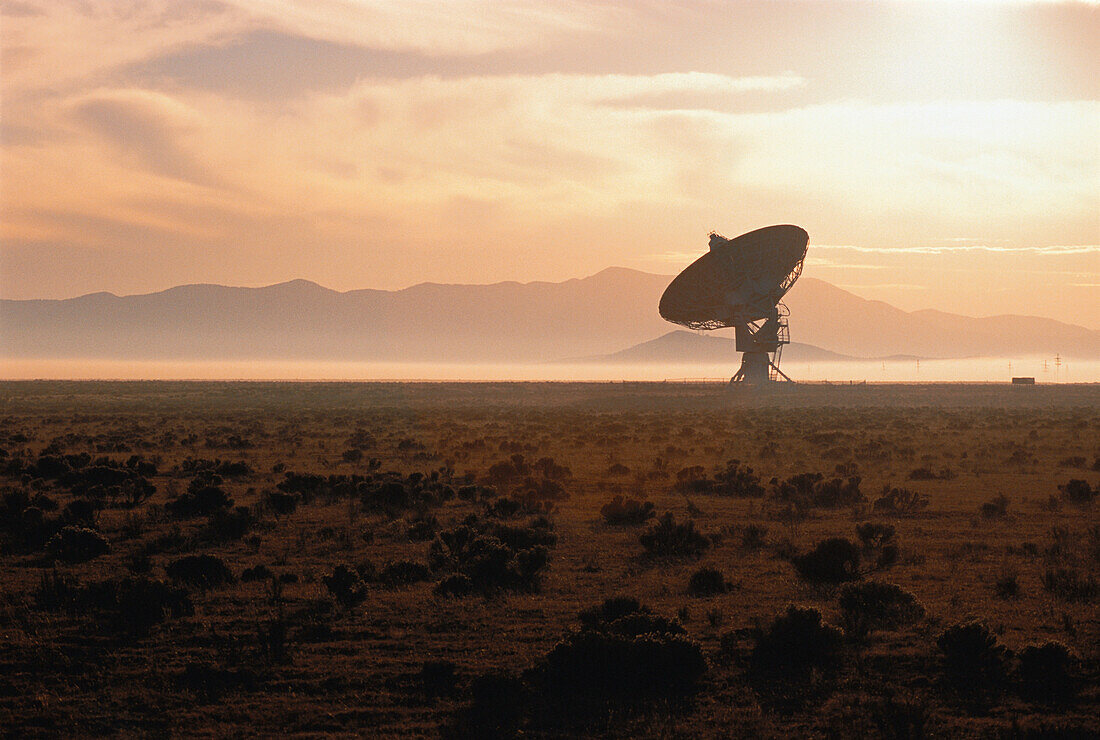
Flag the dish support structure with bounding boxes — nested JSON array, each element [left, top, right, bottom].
[[730, 304, 792, 384]]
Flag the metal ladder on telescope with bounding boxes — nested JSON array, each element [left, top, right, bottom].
[[769, 309, 792, 382]]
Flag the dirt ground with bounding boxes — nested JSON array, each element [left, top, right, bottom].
[[0, 381, 1097, 737]]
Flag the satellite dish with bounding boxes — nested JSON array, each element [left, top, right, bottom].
[[659, 225, 808, 384]]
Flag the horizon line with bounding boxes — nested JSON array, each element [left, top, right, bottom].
[[0, 265, 675, 303]]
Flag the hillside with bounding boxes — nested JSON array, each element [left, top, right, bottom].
[[570, 330, 887, 364], [2, 268, 1097, 362]]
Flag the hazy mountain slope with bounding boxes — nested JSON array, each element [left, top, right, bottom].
[[570, 330, 865, 364], [2, 268, 1097, 361], [0, 269, 671, 362], [784, 278, 1098, 359]]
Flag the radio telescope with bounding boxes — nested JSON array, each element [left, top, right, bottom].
[[659, 225, 808, 384]]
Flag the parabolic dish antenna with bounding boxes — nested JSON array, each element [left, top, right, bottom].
[[659, 225, 808, 384]]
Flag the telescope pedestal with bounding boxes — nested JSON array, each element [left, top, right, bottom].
[[731, 351, 771, 384], [729, 306, 793, 384]]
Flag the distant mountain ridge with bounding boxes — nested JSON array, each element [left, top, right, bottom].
[[2, 268, 1098, 362], [571, 330, 923, 365]]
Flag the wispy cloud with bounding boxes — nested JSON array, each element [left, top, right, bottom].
[[813, 244, 1100, 255], [835, 283, 928, 291], [232, 0, 622, 55], [1, 0, 1097, 322], [67, 89, 223, 188], [803, 257, 887, 270]]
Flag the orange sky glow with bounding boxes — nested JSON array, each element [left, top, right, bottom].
[[1, 0, 1097, 326]]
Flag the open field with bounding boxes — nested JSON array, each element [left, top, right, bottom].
[[1, 381, 1097, 737]]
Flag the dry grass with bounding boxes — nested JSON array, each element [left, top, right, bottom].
[[0, 380, 1097, 737]]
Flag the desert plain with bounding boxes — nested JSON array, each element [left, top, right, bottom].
[[0, 380, 1097, 738]]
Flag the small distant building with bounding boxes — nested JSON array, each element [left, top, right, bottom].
[[1011, 377, 1035, 385]]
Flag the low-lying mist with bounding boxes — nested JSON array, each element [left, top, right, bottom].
[[4, 357, 1095, 383]]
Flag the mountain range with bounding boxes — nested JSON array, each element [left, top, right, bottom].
[[572, 331, 922, 365], [2, 268, 1097, 363]]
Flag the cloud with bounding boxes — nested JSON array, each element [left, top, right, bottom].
[[2, 3, 1097, 315], [803, 257, 888, 270], [812, 244, 1100, 255], [834, 283, 928, 291], [8, 77, 1095, 275], [598, 72, 806, 112], [632, 251, 704, 265], [124, 29, 516, 101], [229, 0, 620, 56], [1, 1, 245, 97], [68, 89, 222, 187], [596, 71, 806, 100], [0, 1, 45, 17]]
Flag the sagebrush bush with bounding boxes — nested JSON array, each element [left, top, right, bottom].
[[600, 611, 686, 638], [406, 513, 439, 541], [241, 564, 273, 582], [908, 467, 937, 480], [433, 573, 473, 597], [578, 596, 646, 629], [1016, 642, 1077, 704], [449, 671, 527, 738], [33, 568, 82, 611], [264, 490, 299, 517], [379, 559, 432, 587], [866, 692, 931, 740], [13, 506, 55, 552], [739, 524, 768, 550], [1058, 479, 1095, 505], [166, 485, 232, 518], [108, 576, 194, 634], [488, 518, 557, 551], [838, 581, 924, 639], [979, 494, 1009, 519], [274, 469, 451, 514], [856, 522, 900, 569], [711, 460, 765, 498], [1041, 567, 1098, 602], [994, 573, 1021, 599], [47, 525, 109, 563], [750, 605, 843, 678], [772, 473, 864, 508], [533, 598, 703, 718], [0, 488, 60, 552], [792, 538, 861, 584], [166, 554, 235, 589], [421, 660, 458, 698], [205, 506, 254, 541], [687, 566, 730, 596], [936, 620, 1010, 690], [639, 512, 709, 559], [35, 571, 192, 635], [126, 551, 151, 574], [599, 495, 655, 525], [61, 499, 99, 527], [485, 454, 531, 485], [855, 523, 896, 549], [872, 486, 928, 515], [538, 630, 705, 712], [323, 564, 368, 608], [429, 516, 553, 595]]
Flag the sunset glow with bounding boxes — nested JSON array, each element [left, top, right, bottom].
[[3, 5, 1100, 734], [1, 0, 1097, 325]]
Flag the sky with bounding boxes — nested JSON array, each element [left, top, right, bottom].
[[2, 0, 1098, 326]]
